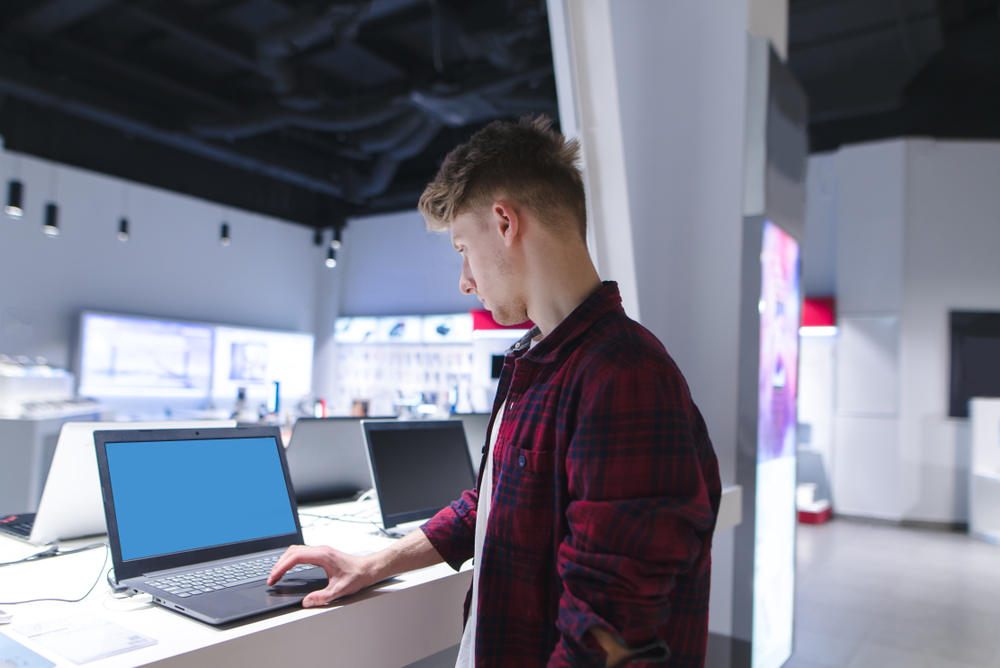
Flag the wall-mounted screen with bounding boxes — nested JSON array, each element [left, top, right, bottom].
[[949, 312, 1000, 418], [211, 326, 314, 406], [78, 313, 213, 398], [753, 220, 800, 668]]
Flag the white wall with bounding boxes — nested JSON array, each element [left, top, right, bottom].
[[0, 149, 478, 413], [805, 138, 1000, 523], [898, 139, 1000, 522], [337, 210, 479, 318], [608, 0, 750, 639], [311, 209, 480, 403], [0, 148, 321, 375]]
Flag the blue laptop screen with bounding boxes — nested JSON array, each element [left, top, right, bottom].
[[105, 437, 297, 562]]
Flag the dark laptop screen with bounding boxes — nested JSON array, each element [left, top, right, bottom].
[[105, 436, 297, 561], [364, 422, 477, 528]]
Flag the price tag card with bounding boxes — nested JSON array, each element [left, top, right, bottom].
[[15, 614, 156, 664]]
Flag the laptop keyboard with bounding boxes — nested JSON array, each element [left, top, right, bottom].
[[146, 554, 315, 599], [0, 514, 35, 538]]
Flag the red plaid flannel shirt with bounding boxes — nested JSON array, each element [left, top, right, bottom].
[[422, 282, 721, 667]]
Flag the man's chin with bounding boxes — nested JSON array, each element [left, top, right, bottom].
[[489, 306, 528, 327]]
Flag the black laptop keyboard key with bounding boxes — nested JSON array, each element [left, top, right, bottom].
[[0, 514, 35, 538], [148, 554, 315, 597]]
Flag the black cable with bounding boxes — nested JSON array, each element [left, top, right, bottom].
[[0, 544, 109, 605], [0, 542, 105, 568]]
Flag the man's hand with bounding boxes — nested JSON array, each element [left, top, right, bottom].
[[268, 529, 445, 609], [590, 627, 634, 668], [268, 545, 376, 608]]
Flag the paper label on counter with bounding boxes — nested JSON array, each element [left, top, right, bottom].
[[14, 614, 156, 665], [0, 631, 56, 668]]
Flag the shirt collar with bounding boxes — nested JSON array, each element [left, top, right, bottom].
[[505, 281, 623, 362]]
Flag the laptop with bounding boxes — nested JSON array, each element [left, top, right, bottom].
[[0, 420, 235, 545], [361, 420, 477, 537], [285, 417, 375, 504], [94, 426, 328, 625]]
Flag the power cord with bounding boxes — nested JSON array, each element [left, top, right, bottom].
[[0, 543, 109, 605], [0, 542, 105, 568]]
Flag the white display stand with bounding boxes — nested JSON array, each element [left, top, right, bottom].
[[970, 398, 1000, 545], [1, 488, 745, 668], [0, 500, 472, 668]]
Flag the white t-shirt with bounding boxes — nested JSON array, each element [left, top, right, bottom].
[[455, 400, 506, 668]]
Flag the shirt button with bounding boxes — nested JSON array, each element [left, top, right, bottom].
[[518, 454, 526, 467]]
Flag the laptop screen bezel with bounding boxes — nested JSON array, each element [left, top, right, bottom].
[[361, 420, 477, 530], [94, 426, 304, 583]]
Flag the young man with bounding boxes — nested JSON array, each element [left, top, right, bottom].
[[269, 116, 721, 667]]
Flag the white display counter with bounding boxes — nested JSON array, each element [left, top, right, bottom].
[[970, 397, 1000, 544], [0, 500, 472, 668]]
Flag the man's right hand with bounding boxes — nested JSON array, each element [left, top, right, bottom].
[[268, 545, 376, 608], [267, 529, 446, 609]]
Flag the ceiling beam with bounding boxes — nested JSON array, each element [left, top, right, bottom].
[[123, 6, 260, 73], [9, 0, 118, 35], [0, 58, 345, 198]]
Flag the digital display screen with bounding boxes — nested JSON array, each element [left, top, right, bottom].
[[211, 326, 314, 405], [78, 313, 213, 398], [752, 221, 800, 668], [105, 437, 297, 561], [366, 423, 476, 527]]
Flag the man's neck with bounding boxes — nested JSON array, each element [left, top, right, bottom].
[[523, 241, 603, 338]]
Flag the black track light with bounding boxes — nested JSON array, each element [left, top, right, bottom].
[[6, 180, 23, 218], [331, 226, 342, 250], [118, 217, 129, 242], [326, 246, 337, 268], [42, 203, 59, 237], [313, 229, 323, 246], [220, 222, 231, 246]]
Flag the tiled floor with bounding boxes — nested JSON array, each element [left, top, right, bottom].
[[786, 519, 1000, 668]]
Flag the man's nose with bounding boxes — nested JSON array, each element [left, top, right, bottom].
[[460, 260, 476, 295]]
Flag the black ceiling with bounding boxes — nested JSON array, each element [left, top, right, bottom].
[[0, 0, 558, 229], [789, 0, 1000, 152]]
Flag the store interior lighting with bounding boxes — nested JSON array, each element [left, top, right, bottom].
[[118, 217, 129, 242], [5, 180, 23, 218], [220, 222, 230, 246], [42, 203, 59, 237]]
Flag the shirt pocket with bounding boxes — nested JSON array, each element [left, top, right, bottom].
[[490, 444, 556, 550]]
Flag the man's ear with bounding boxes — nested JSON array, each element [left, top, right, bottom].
[[492, 200, 520, 248]]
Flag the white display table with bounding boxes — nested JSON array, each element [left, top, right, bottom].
[[1, 487, 744, 668], [970, 398, 1000, 545], [0, 500, 472, 668]]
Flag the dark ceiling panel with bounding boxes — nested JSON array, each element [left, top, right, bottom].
[[0, 0, 558, 229], [789, 0, 1000, 152]]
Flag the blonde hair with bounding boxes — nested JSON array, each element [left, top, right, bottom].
[[418, 115, 586, 241]]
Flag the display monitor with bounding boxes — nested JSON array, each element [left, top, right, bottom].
[[211, 326, 314, 407], [752, 220, 800, 668], [949, 311, 1000, 418], [77, 312, 213, 398]]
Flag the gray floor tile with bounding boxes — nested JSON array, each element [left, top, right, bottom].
[[790, 629, 864, 667], [793, 519, 1000, 668], [846, 643, 985, 668]]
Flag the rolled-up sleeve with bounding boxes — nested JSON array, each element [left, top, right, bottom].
[[549, 366, 719, 667], [420, 487, 479, 571]]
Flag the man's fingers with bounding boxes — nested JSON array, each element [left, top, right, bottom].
[[268, 546, 309, 584], [302, 582, 340, 608]]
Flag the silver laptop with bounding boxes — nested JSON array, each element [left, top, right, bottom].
[[1, 420, 234, 545], [285, 417, 375, 504], [361, 420, 477, 537], [95, 426, 327, 625]]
